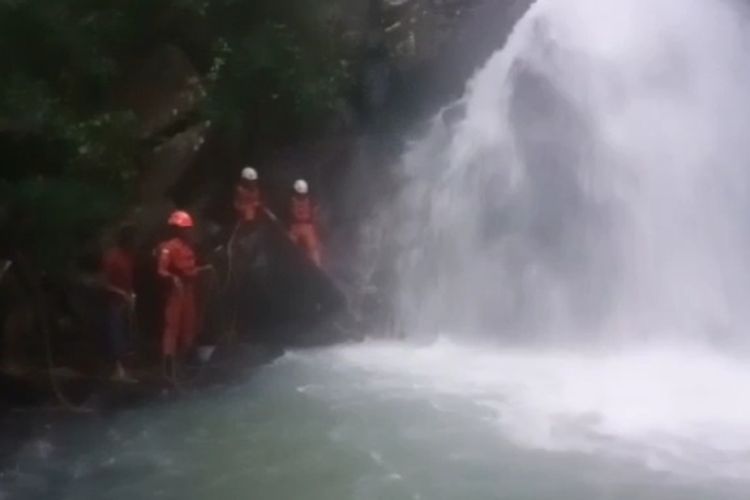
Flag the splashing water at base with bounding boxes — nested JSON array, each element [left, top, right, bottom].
[[8, 0, 750, 498], [6, 342, 750, 499], [325, 341, 750, 477]]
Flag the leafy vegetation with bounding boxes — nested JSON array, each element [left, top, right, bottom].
[[0, 0, 357, 271]]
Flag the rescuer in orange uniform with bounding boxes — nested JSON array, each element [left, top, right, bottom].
[[157, 210, 204, 376], [288, 179, 323, 267], [234, 167, 263, 223]]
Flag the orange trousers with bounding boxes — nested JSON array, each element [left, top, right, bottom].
[[162, 284, 197, 357], [289, 223, 322, 267]]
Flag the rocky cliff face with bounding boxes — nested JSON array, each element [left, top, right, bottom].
[[333, 0, 534, 333], [382, 0, 486, 65], [368, 0, 529, 119], [115, 0, 534, 243]]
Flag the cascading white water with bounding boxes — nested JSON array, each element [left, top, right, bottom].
[[11, 2, 750, 498], [392, 0, 750, 344]]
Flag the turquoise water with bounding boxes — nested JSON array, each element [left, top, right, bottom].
[[5, 341, 750, 500]]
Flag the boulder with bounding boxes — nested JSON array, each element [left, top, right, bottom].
[[378, 0, 534, 114], [206, 216, 348, 347], [117, 45, 205, 140]]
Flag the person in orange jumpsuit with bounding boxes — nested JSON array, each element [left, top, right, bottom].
[[234, 166, 263, 223], [288, 179, 323, 267], [157, 210, 202, 375]]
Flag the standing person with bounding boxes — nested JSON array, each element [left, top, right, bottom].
[[157, 210, 204, 378], [101, 224, 138, 382], [288, 179, 323, 267], [221, 167, 265, 341], [233, 166, 263, 224]]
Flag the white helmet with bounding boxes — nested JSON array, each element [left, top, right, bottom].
[[241, 166, 258, 181], [293, 179, 309, 195]]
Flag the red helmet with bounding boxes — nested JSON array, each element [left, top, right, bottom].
[[167, 210, 194, 228]]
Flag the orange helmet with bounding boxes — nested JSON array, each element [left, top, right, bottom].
[[167, 210, 194, 228]]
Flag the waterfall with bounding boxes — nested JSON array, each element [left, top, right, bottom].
[[391, 0, 750, 345]]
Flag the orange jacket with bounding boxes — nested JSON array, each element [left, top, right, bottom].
[[158, 239, 199, 357], [157, 238, 198, 280], [290, 195, 318, 224], [289, 195, 322, 267]]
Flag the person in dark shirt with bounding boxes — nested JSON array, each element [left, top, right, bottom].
[[101, 224, 137, 382]]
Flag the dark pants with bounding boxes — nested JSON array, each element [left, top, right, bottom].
[[105, 301, 130, 362]]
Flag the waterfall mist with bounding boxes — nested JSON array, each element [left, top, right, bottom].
[[11, 3, 750, 498], [390, 0, 750, 345]]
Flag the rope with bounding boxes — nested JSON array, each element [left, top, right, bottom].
[[215, 220, 243, 346], [34, 276, 93, 413], [44, 328, 93, 413], [217, 209, 284, 346]]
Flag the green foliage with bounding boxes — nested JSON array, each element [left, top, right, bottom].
[[0, 0, 158, 187], [65, 111, 140, 183], [194, 0, 354, 140], [0, 178, 122, 270], [0, 0, 356, 271], [205, 20, 352, 138]]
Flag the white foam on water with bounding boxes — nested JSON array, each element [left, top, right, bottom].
[[373, 0, 750, 481], [303, 340, 750, 481]]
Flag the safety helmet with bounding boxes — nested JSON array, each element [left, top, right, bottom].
[[293, 179, 309, 195], [168, 210, 194, 228], [241, 166, 258, 182]]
